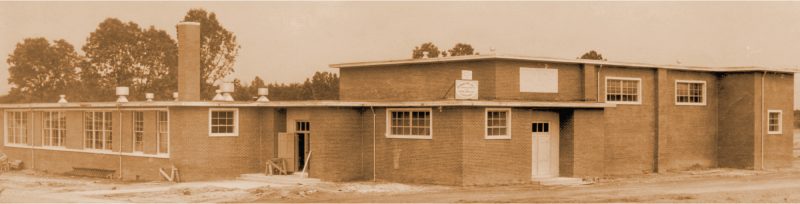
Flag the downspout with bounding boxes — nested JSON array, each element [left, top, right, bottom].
[[29, 109, 34, 170], [118, 105, 123, 180], [760, 71, 766, 170], [370, 106, 376, 182], [258, 109, 263, 166]]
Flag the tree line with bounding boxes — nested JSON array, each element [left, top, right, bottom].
[[2, 8, 339, 103]]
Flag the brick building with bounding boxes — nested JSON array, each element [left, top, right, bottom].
[[0, 22, 795, 185]]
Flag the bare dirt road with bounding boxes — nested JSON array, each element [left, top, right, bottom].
[[3, 160, 800, 203]]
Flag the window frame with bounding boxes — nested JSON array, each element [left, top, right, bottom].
[[484, 108, 512, 139], [132, 111, 144, 153], [42, 111, 67, 148], [767, 110, 783, 135], [208, 108, 239, 137], [157, 110, 170, 155], [532, 122, 551, 133], [675, 80, 707, 106], [605, 76, 643, 105], [4, 111, 30, 147], [83, 111, 113, 151], [385, 108, 433, 139]]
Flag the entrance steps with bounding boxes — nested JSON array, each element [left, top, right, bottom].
[[237, 173, 322, 186], [533, 177, 589, 186]]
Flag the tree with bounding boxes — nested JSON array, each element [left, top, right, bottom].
[[183, 9, 241, 100], [579, 50, 605, 60], [307, 71, 339, 100], [448, 43, 475, 56], [6, 38, 81, 102], [82, 18, 178, 101], [412, 42, 441, 59]]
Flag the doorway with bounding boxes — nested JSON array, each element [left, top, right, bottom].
[[296, 121, 311, 171], [532, 122, 554, 179]]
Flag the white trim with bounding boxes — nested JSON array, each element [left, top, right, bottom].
[[767, 110, 783, 135], [605, 76, 643, 105], [674, 80, 707, 106], [4, 110, 31, 147], [329, 53, 799, 74], [0, 100, 615, 109], [132, 111, 144, 153], [41, 111, 67, 148], [484, 108, 512, 139], [208, 108, 239, 137], [4, 145, 169, 159], [83, 111, 113, 150], [157, 110, 170, 154], [385, 108, 433, 139]]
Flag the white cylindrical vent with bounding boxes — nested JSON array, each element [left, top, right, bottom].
[[220, 82, 235, 93], [258, 88, 269, 96], [145, 93, 154, 102], [116, 87, 129, 96]]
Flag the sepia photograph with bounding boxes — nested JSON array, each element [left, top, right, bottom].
[[0, 1, 799, 203]]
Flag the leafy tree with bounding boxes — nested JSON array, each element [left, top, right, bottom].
[[412, 42, 441, 59], [82, 18, 178, 101], [579, 50, 605, 60], [183, 9, 241, 100], [231, 72, 339, 101], [448, 43, 475, 56], [6, 38, 81, 102]]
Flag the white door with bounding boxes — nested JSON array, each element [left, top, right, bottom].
[[532, 122, 553, 179]]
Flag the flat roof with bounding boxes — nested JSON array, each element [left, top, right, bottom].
[[0, 100, 614, 109], [329, 53, 800, 73]]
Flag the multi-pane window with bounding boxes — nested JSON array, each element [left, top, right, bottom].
[[768, 110, 782, 134], [209, 109, 238, 136], [157, 111, 169, 154], [296, 121, 310, 133], [43, 111, 66, 147], [387, 109, 432, 139], [606, 77, 641, 104], [84, 111, 112, 150], [676, 81, 706, 105], [133, 112, 144, 152], [6, 111, 29, 145], [485, 109, 511, 139], [532, 122, 550, 133]]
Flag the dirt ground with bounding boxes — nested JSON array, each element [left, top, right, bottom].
[[1, 162, 800, 203]]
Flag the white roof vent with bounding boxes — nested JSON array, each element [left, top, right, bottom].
[[145, 93, 154, 102], [172, 92, 179, 101], [257, 88, 269, 102], [57, 94, 68, 104], [116, 87, 129, 103]]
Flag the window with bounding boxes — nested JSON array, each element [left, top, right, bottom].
[[209, 108, 238, 136], [43, 111, 66, 147], [676, 80, 706, 105], [296, 121, 310, 132], [768, 110, 782, 134], [606, 77, 642, 104], [485, 108, 511, 139], [133, 112, 144, 152], [6, 111, 29, 145], [157, 111, 169, 154], [84, 111, 112, 150], [532, 122, 550, 133], [386, 108, 432, 139]]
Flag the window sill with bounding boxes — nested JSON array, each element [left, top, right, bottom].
[[675, 102, 707, 106], [606, 101, 642, 105], [485, 135, 511, 140], [768, 131, 783, 135], [5, 144, 31, 148], [386, 135, 432, 140], [40, 146, 67, 150], [210, 134, 239, 137]]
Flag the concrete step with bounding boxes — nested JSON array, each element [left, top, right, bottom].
[[533, 177, 589, 186], [237, 173, 322, 186]]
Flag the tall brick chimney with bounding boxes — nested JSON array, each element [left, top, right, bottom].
[[177, 22, 201, 101]]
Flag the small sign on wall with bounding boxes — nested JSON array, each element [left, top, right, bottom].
[[461, 70, 473, 80], [455, 80, 479, 100]]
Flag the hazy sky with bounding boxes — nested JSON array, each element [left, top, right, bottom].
[[1, 1, 800, 107]]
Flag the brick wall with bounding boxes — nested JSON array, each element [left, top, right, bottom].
[[339, 61, 497, 101], [494, 60, 584, 101], [307, 107, 365, 181], [560, 109, 606, 177], [761, 72, 794, 169], [717, 73, 756, 168]]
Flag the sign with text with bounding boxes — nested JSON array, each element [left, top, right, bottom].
[[455, 80, 479, 100]]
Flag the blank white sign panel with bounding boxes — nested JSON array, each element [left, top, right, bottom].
[[519, 68, 558, 93]]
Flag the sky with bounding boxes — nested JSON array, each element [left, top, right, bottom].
[[1, 1, 800, 108]]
